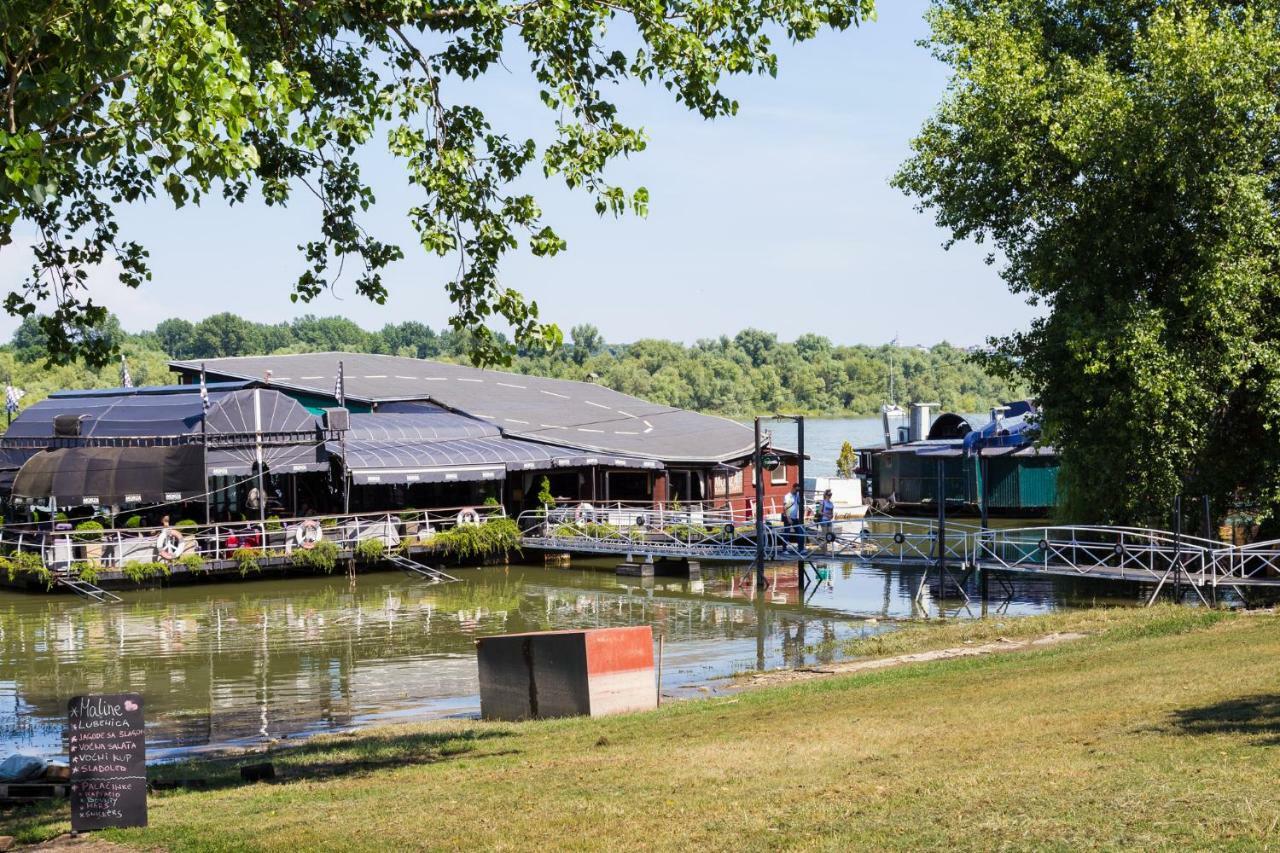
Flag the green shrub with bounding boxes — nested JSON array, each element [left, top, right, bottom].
[[122, 560, 170, 584], [1, 551, 52, 587], [537, 476, 556, 509], [176, 553, 206, 573], [72, 561, 101, 584], [123, 515, 142, 529], [432, 517, 521, 560], [666, 524, 710, 542], [483, 496, 500, 506], [233, 547, 265, 576], [175, 519, 198, 530], [291, 540, 340, 573], [72, 520, 104, 542], [54, 512, 69, 523], [355, 537, 386, 563], [265, 515, 283, 532], [320, 517, 339, 529]]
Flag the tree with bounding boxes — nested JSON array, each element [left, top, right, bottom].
[[1, 1, 874, 367], [734, 328, 778, 368], [154, 318, 195, 360], [836, 441, 857, 478], [569, 324, 604, 366], [895, 0, 1280, 526], [189, 313, 262, 359]]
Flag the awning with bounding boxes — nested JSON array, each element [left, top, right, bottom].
[[331, 435, 662, 485], [11, 445, 205, 506], [203, 389, 329, 474]]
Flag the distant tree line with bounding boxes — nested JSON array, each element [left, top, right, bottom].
[[1, 314, 1025, 418]]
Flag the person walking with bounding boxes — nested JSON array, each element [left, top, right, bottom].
[[817, 489, 835, 541]]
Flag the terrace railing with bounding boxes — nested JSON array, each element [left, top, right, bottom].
[[6, 504, 508, 576]]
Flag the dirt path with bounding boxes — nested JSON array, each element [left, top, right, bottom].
[[728, 631, 1089, 690]]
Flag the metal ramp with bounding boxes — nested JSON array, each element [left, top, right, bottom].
[[389, 555, 459, 584], [54, 573, 123, 604]]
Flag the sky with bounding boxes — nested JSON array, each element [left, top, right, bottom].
[[0, 0, 1040, 349]]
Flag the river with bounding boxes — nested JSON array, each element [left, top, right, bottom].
[[2, 415, 1126, 763]]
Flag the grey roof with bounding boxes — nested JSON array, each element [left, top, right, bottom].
[[171, 352, 758, 464]]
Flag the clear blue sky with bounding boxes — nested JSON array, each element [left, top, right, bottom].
[[0, 0, 1039, 348]]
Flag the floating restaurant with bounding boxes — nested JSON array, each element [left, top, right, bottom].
[[0, 353, 803, 592]]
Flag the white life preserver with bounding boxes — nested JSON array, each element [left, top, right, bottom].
[[156, 528, 184, 561], [574, 502, 594, 523], [457, 508, 481, 526], [294, 519, 323, 550]]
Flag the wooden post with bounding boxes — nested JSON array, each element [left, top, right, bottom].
[[754, 417, 765, 591]]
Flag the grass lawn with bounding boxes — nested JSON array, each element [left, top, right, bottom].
[[6, 606, 1280, 851]]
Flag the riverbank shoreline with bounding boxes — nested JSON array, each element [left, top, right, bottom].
[[7, 605, 1275, 849]]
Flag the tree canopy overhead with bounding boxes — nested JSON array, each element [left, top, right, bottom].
[[896, 0, 1280, 527], [1, 0, 874, 367]]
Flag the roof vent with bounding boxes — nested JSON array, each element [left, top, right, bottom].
[[53, 414, 85, 437]]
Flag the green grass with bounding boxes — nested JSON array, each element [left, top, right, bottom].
[[6, 607, 1280, 850]]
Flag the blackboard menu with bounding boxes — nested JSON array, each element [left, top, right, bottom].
[[68, 693, 147, 831]]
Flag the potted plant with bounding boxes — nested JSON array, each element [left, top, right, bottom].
[[73, 520, 105, 563]]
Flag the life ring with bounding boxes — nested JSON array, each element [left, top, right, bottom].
[[457, 508, 481, 526], [892, 532, 906, 545], [156, 528, 184, 561], [294, 519, 323, 550], [574, 502, 594, 523]]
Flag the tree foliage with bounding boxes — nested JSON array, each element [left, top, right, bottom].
[[0, 314, 1025, 421], [1, 0, 874, 368], [895, 0, 1280, 527]]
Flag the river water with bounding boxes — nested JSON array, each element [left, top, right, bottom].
[[2, 415, 1126, 763]]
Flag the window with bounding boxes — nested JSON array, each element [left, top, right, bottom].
[[771, 461, 789, 486]]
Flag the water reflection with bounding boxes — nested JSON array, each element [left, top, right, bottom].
[[0, 559, 1147, 760]]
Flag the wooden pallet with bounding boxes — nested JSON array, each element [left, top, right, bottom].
[[0, 781, 70, 803]]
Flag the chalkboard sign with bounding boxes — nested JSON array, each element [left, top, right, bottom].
[[68, 693, 147, 831]]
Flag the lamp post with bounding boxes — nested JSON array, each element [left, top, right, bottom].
[[753, 417, 765, 591]]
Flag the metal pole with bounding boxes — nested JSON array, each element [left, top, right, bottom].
[[979, 454, 989, 530], [796, 415, 806, 590], [937, 457, 946, 616], [754, 417, 765, 591], [1173, 494, 1182, 601], [253, 388, 266, 526], [1202, 494, 1212, 542], [202, 406, 210, 525]]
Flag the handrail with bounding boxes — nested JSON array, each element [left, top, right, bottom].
[[5, 504, 508, 575]]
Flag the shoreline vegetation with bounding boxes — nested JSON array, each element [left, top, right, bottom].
[[1, 315, 1025, 422], [7, 605, 1277, 850]]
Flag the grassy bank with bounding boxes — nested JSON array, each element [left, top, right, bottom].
[[7, 607, 1279, 850]]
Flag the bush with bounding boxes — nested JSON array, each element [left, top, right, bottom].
[[432, 517, 521, 560], [265, 515, 283, 532], [1, 551, 52, 588], [537, 476, 556, 509], [73, 520, 104, 542], [233, 547, 265, 576], [666, 524, 710, 542], [176, 553, 206, 573], [291, 540, 340, 573], [72, 561, 101, 584], [355, 537, 386, 563], [123, 515, 142, 529], [122, 560, 170, 584], [320, 517, 339, 529], [175, 519, 198, 530]]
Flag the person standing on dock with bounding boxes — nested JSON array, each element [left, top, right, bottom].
[[817, 490, 835, 540], [783, 483, 803, 546]]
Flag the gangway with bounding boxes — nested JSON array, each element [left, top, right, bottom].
[[53, 571, 123, 604], [518, 508, 1280, 600], [389, 555, 459, 584]]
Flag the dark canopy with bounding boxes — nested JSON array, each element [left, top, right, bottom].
[[331, 412, 661, 485], [11, 445, 205, 506]]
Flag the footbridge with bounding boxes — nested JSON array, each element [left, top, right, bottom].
[[518, 507, 1280, 603]]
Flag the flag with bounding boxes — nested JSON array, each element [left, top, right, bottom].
[[119, 354, 133, 388], [334, 361, 345, 407], [199, 364, 210, 414], [5, 384, 24, 414]]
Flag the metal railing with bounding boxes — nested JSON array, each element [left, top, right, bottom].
[[7, 504, 508, 577]]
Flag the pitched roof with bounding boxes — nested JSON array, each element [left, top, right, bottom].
[[171, 352, 757, 464]]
